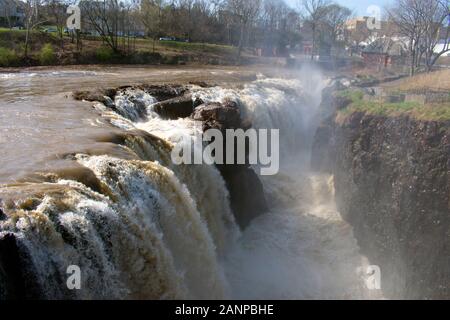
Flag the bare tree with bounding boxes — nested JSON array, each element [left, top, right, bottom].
[[23, 0, 47, 58], [44, 0, 67, 49], [178, 0, 195, 40], [140, 0, 165, 52], [299, 0, 330, 60], [388, 0, 426, 75], [389, 0, 450, 75], [119, 0, 139, 54], [227, 0, 261, 62], [323, 3, 351, 48], [81, 0, 122, 53], [420, 0, 450, 71]]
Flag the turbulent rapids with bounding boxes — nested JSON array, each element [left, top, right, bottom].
[[0, 67, 379, 299]]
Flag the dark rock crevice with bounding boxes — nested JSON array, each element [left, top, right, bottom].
[[0, 233, 43, 299]]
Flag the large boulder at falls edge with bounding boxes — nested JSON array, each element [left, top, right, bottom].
[[193, 100, 268, 229], [73, 88, 117, 106], [192, 100, 242, 131], [152, 94, 202, 119], [138, 84, 188, 101]]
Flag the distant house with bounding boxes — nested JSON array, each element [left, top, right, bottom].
[[0, 0, 24, 27], [361, 37, 407, 67], [345, 17, 402, 56], [301, 40, 313, 56]]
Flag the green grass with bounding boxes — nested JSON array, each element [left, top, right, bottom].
[[338, 89, 450, 121], [142, 39, 236, 55], [337, 89, 364, 101], [0, 27, 26, 33]]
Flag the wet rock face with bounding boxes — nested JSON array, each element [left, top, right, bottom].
[[0, 204, 6, 220], [152, 94, 199, 120], [138, 84, 188, 101], [73, 88, 117, 106], [192, 99, 268, 229], [310, 116, 335, 172], [192, 101, 242, 131], [311, 80, 351, 173], [219, 166, 267, 229], [0, 233, 42, 299], [333, 113, 450, 299]]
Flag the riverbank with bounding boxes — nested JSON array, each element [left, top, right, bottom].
[[0, 28, 259, 67]]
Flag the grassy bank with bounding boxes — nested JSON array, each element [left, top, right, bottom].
[[383, 69, 450, 94], [337, 70, 450, 121], [0, 28, 244, 67], [338, 90, 450, 121]]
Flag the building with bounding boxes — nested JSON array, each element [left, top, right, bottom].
[[361, 37, 407, 67], [0, 0, 24, 27]]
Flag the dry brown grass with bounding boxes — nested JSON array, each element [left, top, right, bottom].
[[388, 69, 450, 93]]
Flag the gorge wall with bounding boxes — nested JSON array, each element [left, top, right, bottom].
[[313, 83, 450, 299]]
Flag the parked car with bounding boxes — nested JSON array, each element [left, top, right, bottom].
[[43, 27, 57, 33], [159, 37, 176, 41]]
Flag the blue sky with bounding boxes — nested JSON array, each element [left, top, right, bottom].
[[285, 0, 393, 16]]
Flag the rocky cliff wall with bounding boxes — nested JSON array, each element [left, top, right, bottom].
[[333, 112, 449, 298]]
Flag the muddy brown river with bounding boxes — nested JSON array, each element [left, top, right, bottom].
[[0, 66, 267, 184]]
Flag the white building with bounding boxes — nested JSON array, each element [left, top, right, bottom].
[[0, 0, 24, 25]]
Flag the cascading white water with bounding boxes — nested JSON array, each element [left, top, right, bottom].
[[0, 70, 380, 299], [190, 69, 381, 299]]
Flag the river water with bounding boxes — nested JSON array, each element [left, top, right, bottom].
[[0, 66, 381, 299]]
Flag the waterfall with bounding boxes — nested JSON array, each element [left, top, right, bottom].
[[0, 72, 379, 300], [191, 71, 380, 299]]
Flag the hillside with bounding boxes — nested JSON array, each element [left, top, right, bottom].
[[0, 28, 253, 67]]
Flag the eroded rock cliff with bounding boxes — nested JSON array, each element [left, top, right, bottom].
[[312, 80, 450, 298], [333, 113, 449, 299]]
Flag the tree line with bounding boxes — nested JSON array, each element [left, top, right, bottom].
[[388, 0, 450, 75], [2, 0, 449, 71], [11, 0, 354, 59]]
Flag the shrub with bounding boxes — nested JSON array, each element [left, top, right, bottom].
[[0, 47, 19, 66], [130, 51, 162, 64], [96, 46, 115, 62], [162, 55, 179, 65], [39, 43, 56, 65]]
